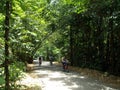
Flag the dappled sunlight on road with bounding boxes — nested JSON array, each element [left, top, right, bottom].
[[38, 71, 80, 90], [18, 60, 119, 90]]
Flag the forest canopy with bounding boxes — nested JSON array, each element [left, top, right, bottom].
[[0, 0, 120, 89]]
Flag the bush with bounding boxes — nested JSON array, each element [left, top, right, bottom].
[[9, 61, 25, 89]]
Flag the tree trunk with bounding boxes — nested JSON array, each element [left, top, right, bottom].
[[4, 0, 11, 90], [70, 27, 74, 66], [105, 33, 110, 71], [97, 16, 104, 70], [108, 7, 114, 74]]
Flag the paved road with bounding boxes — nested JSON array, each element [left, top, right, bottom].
[[23, 60, 119, 90]]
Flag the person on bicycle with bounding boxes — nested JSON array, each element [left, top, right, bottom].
[[39, 56, 42, 66], [49, 55, 53, 66], [61, 57, 69, 71]]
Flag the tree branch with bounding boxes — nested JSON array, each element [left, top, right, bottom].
[[32, 31, 54, 55], [0, 63, 4, 68]]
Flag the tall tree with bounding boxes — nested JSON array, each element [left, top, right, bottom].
[[4, 0, 11, 89]]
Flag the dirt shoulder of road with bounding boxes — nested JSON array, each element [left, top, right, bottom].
[[54, 62, 120, 89]]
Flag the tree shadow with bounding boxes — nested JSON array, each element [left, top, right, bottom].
[[30, 61, 119, 90]]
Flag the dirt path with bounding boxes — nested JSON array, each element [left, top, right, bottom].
[[20, 60, 119, 90]]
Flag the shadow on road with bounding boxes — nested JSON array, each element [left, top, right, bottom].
[[28, 60, 119, 90]]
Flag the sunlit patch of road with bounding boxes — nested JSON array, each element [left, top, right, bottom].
[[33, 60, 119, 90], [18, 60, 119, 90]]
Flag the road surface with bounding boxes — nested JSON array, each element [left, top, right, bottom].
[[20, 60, 120, 90]]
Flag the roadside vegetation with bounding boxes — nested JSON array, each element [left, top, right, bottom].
[[0, 0, 120, 89]]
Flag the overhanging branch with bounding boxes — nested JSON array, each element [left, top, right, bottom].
[[0, 63, 4, 68], [32, 31, 54, 55]]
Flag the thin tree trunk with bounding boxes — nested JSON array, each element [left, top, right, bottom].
[[108, 7, 114, 74], [97, 16, 104, 70], [70, 27, 74, 66], [4, 0, 11, 89]]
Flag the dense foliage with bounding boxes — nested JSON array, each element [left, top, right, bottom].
[[0, 0, 120, 89], [55, 0, 120, 76]]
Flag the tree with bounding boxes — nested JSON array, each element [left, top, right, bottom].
[[53, 0, 120, 75], [9, 0, 51, 63], [4, 0, 11, 89]]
